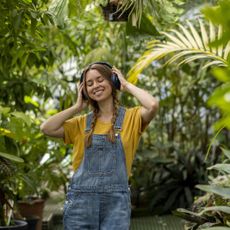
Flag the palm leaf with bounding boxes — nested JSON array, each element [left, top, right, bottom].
[[202, 60, 226, 69], [209, 20, 216, 53], [217, 25, 223, 57], [48, 0, 69, 27], [128, 19, 229, 83], [223, 41, 230, 59], [199, 19, 210, 51], [179, 23, 199, 49], [187, 21, 204, 49]]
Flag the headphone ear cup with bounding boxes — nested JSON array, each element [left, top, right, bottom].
[[82, 89, 88, 100], [111, 73, 121, 90]]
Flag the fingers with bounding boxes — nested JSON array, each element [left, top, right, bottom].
[[76, 82, 84, 93], [112, 66, 124, 79]]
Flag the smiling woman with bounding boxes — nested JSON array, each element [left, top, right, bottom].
[[40, 61, 159, 230], [84, 68, 113, 102]]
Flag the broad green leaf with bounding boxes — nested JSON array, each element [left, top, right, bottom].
[[126, 13, 159, 36], [0, 128, 14, 138], [0, 106, 11, 115], [24, 96, 39, 107], [200, 206, 230, 215], [21, 0, 32, 3], [208, 164, 230, 174], [11, 112, 32, 126], [213, 116, 230, 131], [201, 227, 230, 230], [0, 152, 24, 163], [196, 185, 230, 199], [222, 148, 230, 160]]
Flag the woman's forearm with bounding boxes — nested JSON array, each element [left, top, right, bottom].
[[40, 105, 79, 135], [124, 82, 159, 111]]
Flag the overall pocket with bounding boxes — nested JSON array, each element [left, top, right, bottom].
[[86, 145, 117, 175]]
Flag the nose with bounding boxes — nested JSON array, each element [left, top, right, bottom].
[[92, 81, 100, 88]]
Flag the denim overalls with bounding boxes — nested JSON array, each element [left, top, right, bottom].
[[63, 107, 131, 230]]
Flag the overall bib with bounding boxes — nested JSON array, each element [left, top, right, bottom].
[[63, 107, 131, 230]]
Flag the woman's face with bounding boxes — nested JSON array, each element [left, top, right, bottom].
[[85, 69, 113, 102]]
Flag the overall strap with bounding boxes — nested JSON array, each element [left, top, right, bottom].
[[84, 107, 126, 133], [85, 111, 93, 133], [114, 106, 126, 131]]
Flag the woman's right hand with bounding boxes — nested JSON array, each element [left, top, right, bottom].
[[75, 83, 88, 112]]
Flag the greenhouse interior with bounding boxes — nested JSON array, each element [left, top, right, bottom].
[[0, 0, 230, 229]]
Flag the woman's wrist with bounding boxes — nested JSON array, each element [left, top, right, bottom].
[[122, 82, 133, 93], [72, 104, 81, 114]]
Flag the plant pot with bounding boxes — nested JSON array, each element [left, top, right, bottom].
[[24, 216, 40, 230], [0, 220, 28, 229], [100, 2, 131, 21], [17, 199, 45, 230]]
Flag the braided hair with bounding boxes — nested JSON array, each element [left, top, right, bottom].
[[83, 63, 119, 148]]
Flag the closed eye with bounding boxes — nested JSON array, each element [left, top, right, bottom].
[[86, 81, 93, 86], [97, 77, 104, 82], [86, 76, 104, 86]]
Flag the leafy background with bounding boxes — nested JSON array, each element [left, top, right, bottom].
[[0, 0, 230, 227]]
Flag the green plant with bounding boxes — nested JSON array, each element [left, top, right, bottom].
[[130, 148, 213, 215], [0, 152, 24, 226], [0, 104, 68, 200], [114, 0, 185, 27], [128, 18, 230, 84], [173, 148, 230, 229]]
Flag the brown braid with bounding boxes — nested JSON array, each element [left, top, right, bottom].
[[85, 107, 99, 148], [107, 95, 119, 143]]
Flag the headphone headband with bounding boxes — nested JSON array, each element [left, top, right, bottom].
[[80, 62, 113, 83], [89, 61, 113, 69]]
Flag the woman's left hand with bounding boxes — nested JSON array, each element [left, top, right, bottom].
[[112, 66, 130, 92]]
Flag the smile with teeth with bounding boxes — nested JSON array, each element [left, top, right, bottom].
[[93, 88, 104, 96]]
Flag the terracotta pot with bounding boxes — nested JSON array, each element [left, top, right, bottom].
[[0, 220, 28, 229], [17, 199, 45, 230]]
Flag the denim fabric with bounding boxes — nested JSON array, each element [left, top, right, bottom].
[[63, 107, 131, 230], [63, 191, 131, 230]]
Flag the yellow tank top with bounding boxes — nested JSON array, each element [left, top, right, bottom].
[[63, 106, 145, 177]]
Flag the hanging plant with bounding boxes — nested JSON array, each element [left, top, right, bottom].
[[100, 0, 131, 22]]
